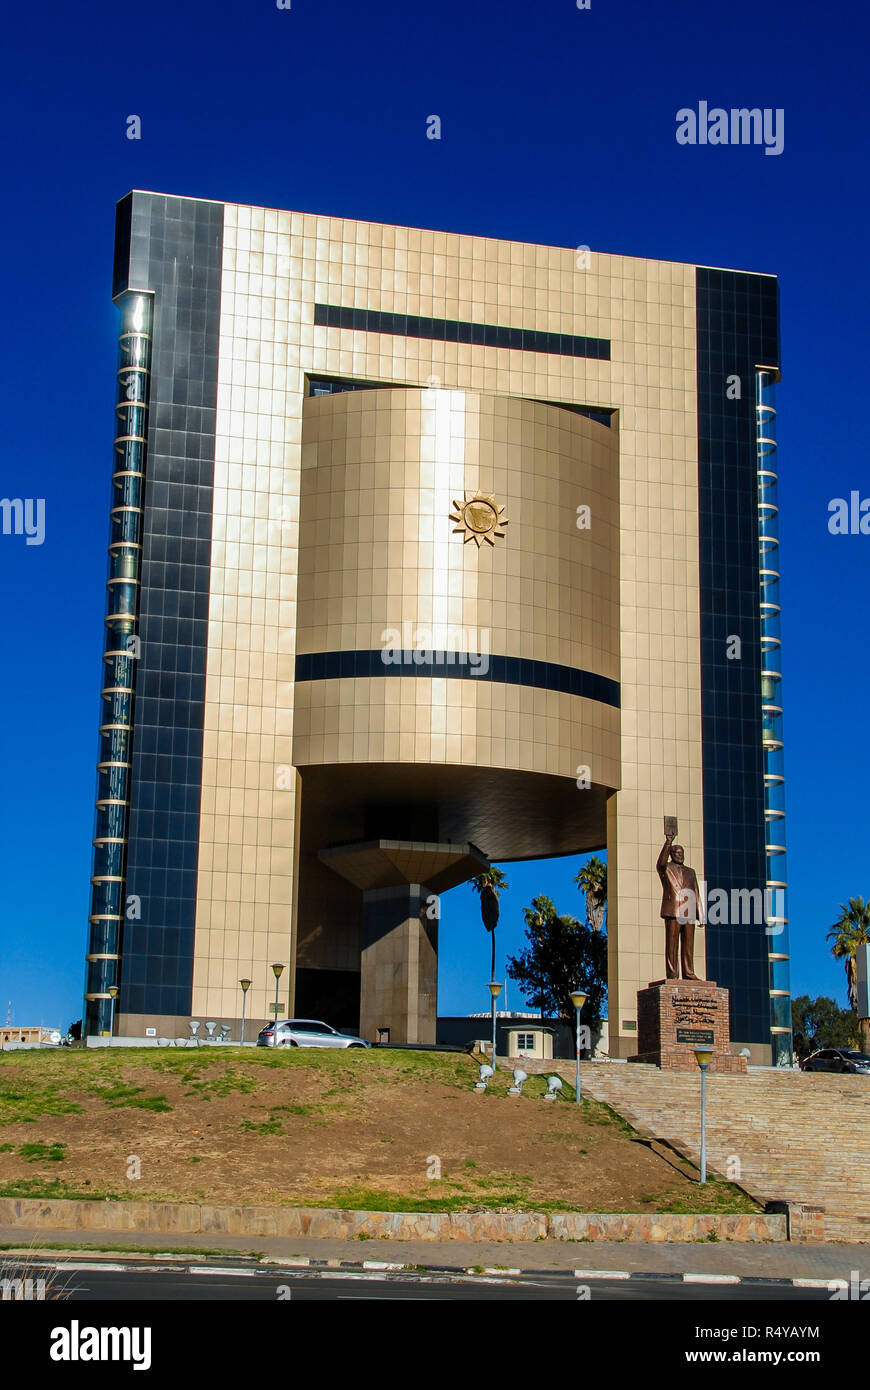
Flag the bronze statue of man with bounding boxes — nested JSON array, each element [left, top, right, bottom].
[[656, 830, 704, 980]]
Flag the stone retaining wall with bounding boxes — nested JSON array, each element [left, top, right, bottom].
[[0, 1197, 785, 1243]]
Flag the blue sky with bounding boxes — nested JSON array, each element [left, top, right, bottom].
[[0, 0, 866, 1028]]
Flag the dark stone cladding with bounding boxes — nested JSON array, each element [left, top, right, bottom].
[[696, 267, 780, 1045], [111, 192, 224, 1019], [295, 650, 620, 709]]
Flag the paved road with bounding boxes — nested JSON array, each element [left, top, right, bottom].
[[2, 1262, 838, 1301]]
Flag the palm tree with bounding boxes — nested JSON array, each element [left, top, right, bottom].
[[574, 856, 607, 932], [827, 896, 870, 1013], [470, 867, 508, 982]]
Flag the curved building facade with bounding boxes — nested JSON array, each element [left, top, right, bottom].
[[85, 191, 789, 1063]]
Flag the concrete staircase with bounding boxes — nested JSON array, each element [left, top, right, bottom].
[[547, 1062, 870, 1241]]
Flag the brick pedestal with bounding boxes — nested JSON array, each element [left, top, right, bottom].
[[629, 979, 747, 1073]]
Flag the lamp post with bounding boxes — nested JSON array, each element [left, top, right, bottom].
[[239, 978, 252, 1045], [487, 981, 502, 1075], [107, 985, 119, 1041], [569, 989, 587, 1104], [271, 963, 285, 1033], [694, 1048, 713, 1183]]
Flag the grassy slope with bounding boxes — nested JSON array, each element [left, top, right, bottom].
[[0, 1047, 758, 1215]]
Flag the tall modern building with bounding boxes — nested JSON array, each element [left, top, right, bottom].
[[84, 190, 791, 1063]]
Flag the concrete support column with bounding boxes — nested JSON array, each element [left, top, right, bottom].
[[360, 885, 437, 1045], [318, 838, 489, 1046]]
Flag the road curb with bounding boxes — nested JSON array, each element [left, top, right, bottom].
[[6, 1252, 841, 1290]]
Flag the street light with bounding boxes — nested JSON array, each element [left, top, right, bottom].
[[487, 981, 502, 1075], [107, 985, 119, 1041], [239, 978, 252, 1045], [271, 963, 285, 1031], [569, 989, 587, 1104], [694, 1048, 714, 1183]]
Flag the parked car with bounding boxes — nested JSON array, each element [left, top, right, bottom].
[[256, 1019, 370, 1049], [801, 1048, 870, 1074]]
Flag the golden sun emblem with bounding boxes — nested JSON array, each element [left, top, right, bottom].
[[449, 492, 509, 548]]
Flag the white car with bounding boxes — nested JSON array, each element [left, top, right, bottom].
[[256, 1019, 370, 1049]]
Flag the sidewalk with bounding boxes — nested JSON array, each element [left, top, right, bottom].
[[1, 1225, 865, 1280]]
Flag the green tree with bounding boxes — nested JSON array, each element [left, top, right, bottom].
[[470, 867, 508, 983], [827, 896, 870, 1012], [506, 894, 608, 1025], [574, 855, 607, 932], [791, 995, 861, 1059]]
